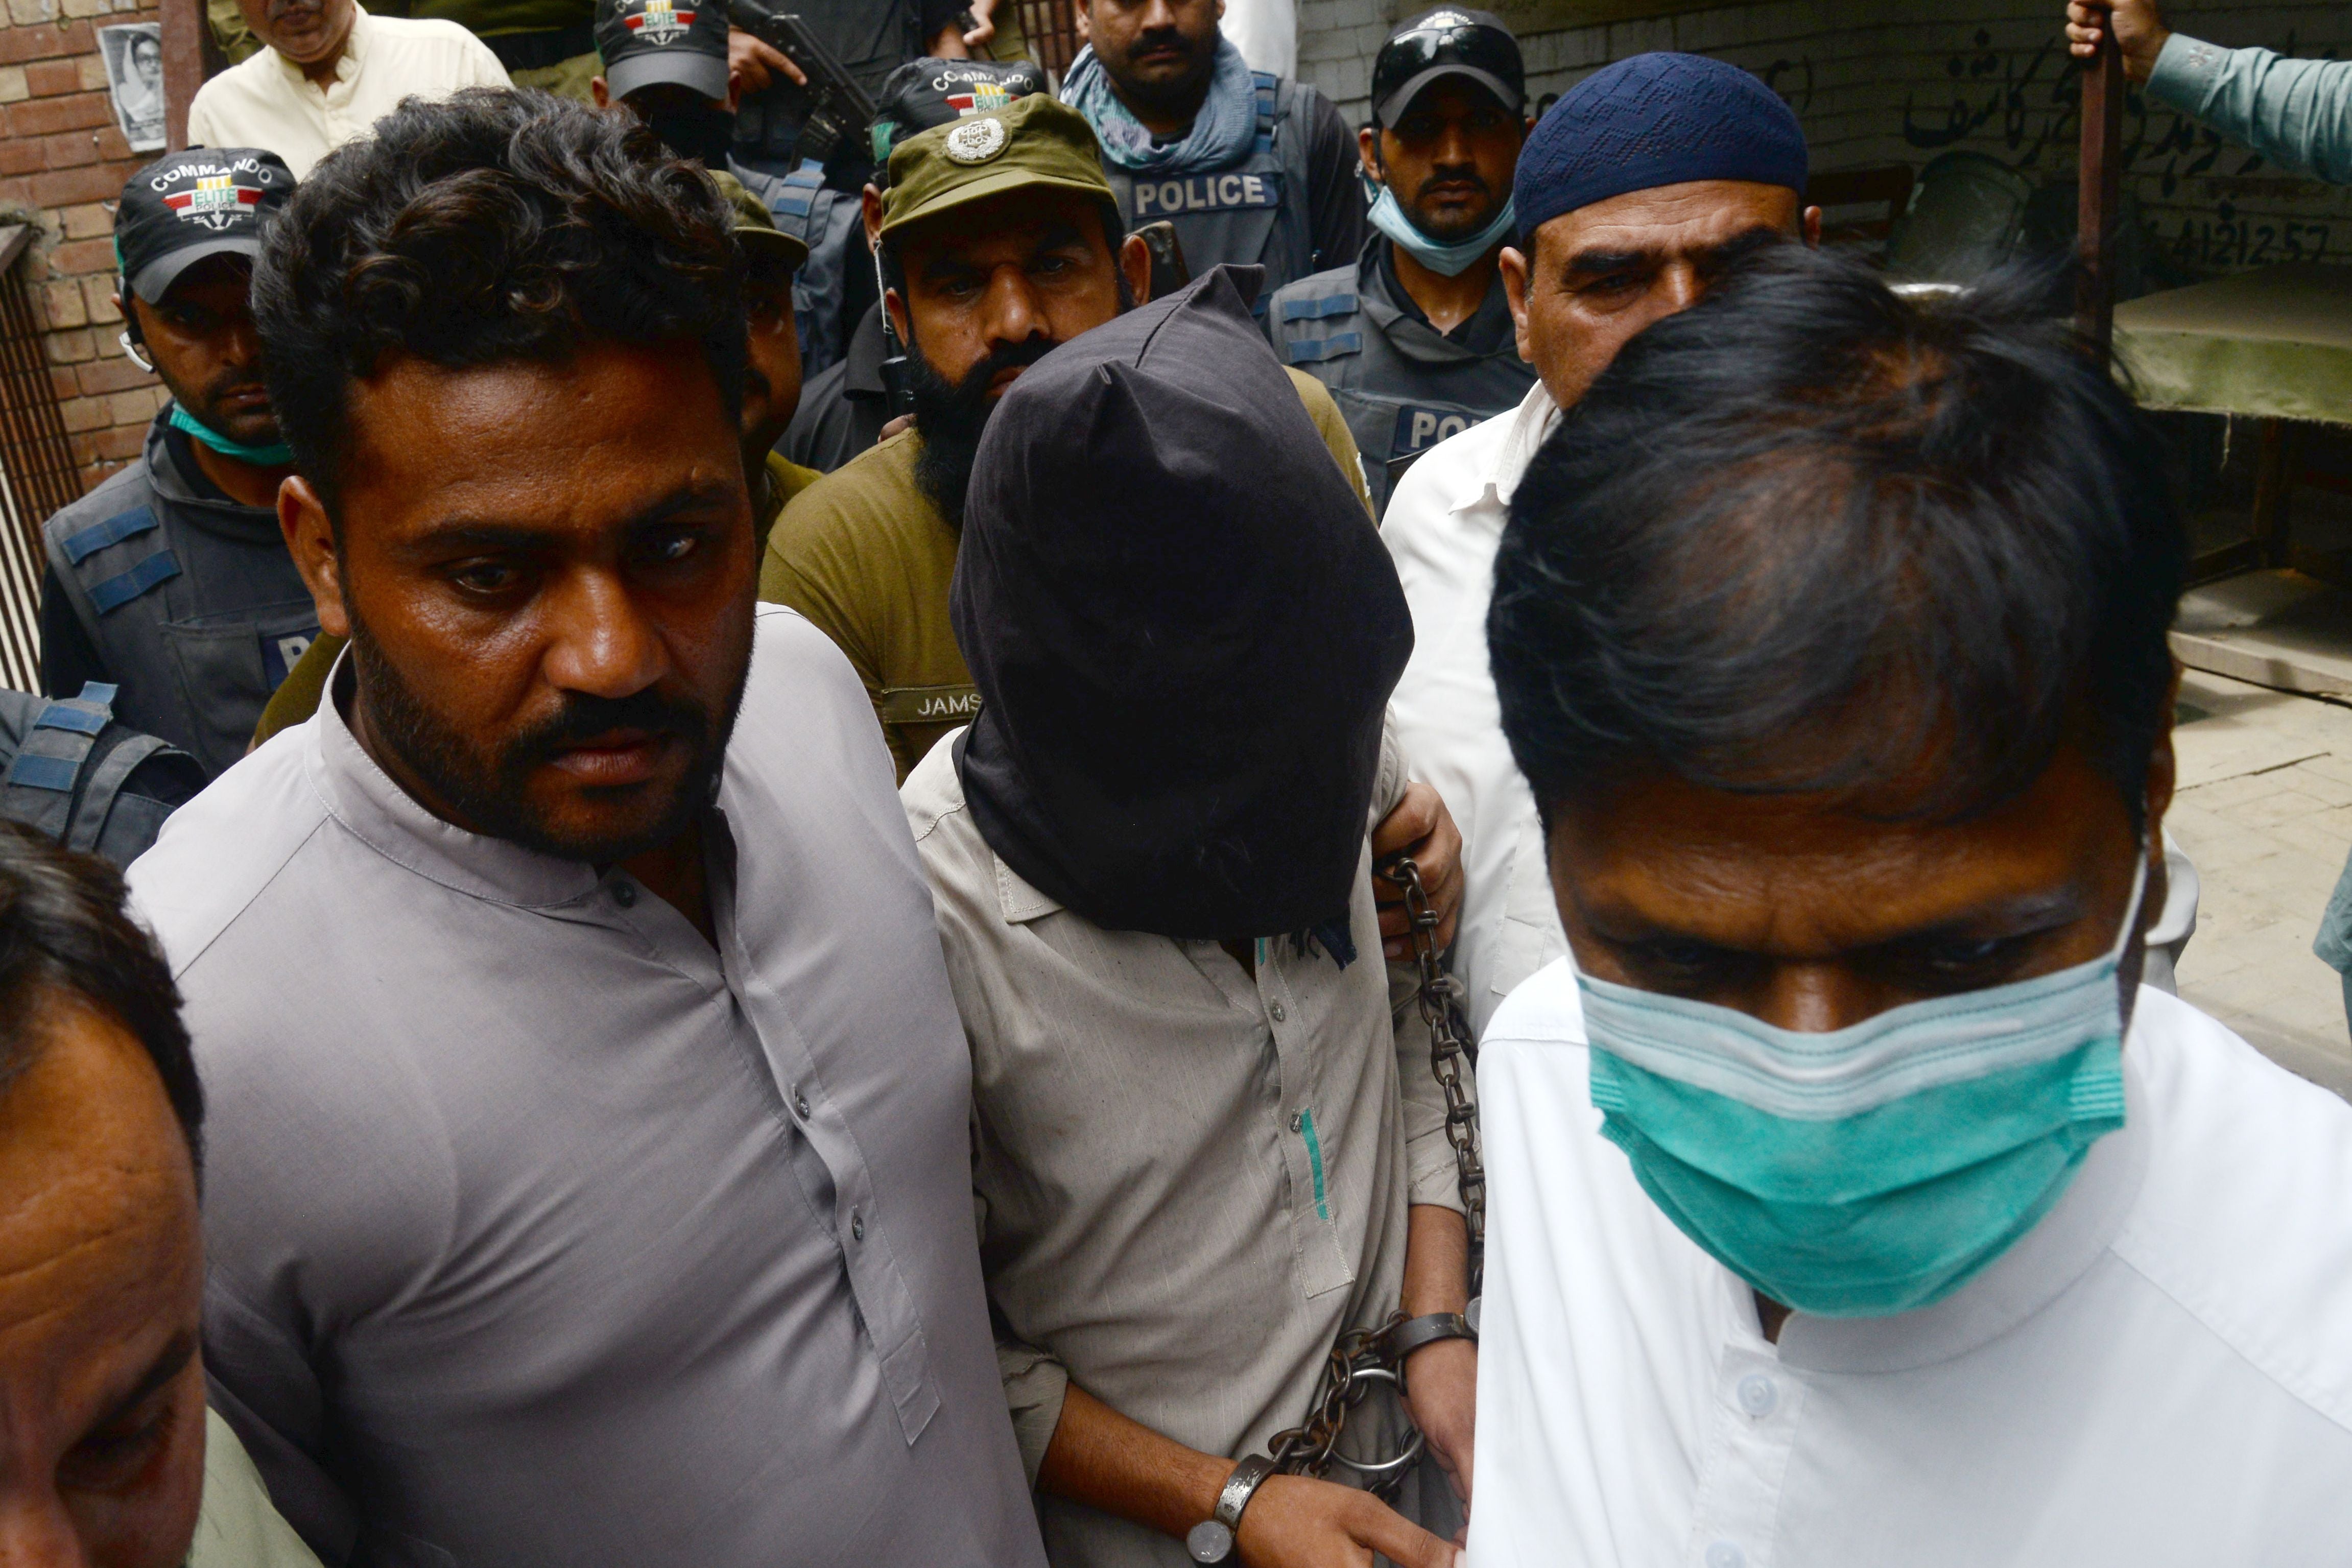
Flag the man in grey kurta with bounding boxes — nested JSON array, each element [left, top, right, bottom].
[[126, 91, 1043, 1568], [917, 266, 1474, 1568]]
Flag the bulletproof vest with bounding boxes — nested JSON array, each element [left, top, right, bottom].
[[769, 160, 868, 378], [40, 414, 319, 778], [1267, 246, 1536, 515], [1100, 74, 1321, 306], [0, 683, 204, 868]]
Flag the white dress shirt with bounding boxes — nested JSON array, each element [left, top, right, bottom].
[[1382, 380, 1565, 1038], [186, 8, 508, 177], [1469, 959, 2352, 1567]]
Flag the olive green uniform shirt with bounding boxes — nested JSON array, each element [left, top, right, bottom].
[[759, 368, 1373, 782]]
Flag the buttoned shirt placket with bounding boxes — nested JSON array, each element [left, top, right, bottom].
[[1682, 1287, 1808, 1568], [1186, 934, 1359, 1301]]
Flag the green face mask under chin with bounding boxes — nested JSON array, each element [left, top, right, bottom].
[[1578, 852, 2147, 1320], [169, 402, 293, 468]]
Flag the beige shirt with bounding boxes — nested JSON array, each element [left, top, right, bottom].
[[902, 725, 1468, 1565], [187, 9, 509, 177], [190, 1409, 323, 1568]]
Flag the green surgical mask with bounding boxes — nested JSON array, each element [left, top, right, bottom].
[[1578, 853, 2146, 1319], [169, 402, 293, 467]]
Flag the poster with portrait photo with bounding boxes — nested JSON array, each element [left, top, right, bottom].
[[100, 23, 166, 153]]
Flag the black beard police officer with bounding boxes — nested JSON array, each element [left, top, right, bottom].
[[1061, 0, 1364, 300], [1266, 9, 1536, 515], [38, 150, 314, 778]]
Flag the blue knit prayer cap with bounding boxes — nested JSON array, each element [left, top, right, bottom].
[[1514, 53, 1807, 246]]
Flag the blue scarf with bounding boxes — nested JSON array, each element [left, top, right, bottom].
[[1061, 37, 1258, 176], [1367, 185, 1516, 277], [169, 403, 292, 467]]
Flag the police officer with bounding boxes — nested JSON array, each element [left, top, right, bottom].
[[591, 0, 785, 190], [739, 1, 990, 377], [38, 152, 314, 781], [1061, 0, 1363, 301], [781, 55, 1047, 471], [1267, 9, 1533, 515], [762, 94, 1372, 782]]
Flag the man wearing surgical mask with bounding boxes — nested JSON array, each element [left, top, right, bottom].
[[1469, 246, 2352, 1566], [1264, 9, 1534, 516]]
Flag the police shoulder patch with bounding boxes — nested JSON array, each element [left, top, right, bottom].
[[944, 117, 1007, 164]]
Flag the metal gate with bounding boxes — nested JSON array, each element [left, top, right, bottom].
[[1009, 0, 1081, 78], [0, 225, 80, 694]]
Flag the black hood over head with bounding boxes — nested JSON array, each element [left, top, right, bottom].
[[952, 265, 1413, 941]]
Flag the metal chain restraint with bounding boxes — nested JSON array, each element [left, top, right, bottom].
[[1262, 854, 1487, 1498]]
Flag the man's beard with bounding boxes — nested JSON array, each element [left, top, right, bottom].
[[345, 601, 749, 864], [907, 337, 1057, 529], [1409, 165, 1499, 243], [1107, 25, 1217, 121], [161, 360, 281, 449], [907, 278, 1135, 526]]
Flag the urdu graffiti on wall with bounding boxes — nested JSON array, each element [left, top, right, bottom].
[[1879, 27, 2339, 272]]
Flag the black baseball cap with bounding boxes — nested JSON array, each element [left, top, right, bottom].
[[596, 0, 730, 102], [1372, 8, 1525, 127], [869, 57, 1047, 183], [114, 149, 294, 304]]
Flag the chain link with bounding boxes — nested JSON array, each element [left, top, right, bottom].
[[1263, 854, 1485, 1492]]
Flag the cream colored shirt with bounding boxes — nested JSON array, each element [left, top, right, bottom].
[[186, 9, 508, 177], [190, 1409, 322, 1568], [902, 725, 1469, 1565]]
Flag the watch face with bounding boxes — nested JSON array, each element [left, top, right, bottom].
[[1185, 1519, 1235, 1563]]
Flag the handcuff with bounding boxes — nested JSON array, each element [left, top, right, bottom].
[[1184, 1312, 1477, 1562], [1185, 1454, 1275, 1564]]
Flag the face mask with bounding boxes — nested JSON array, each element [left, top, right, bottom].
[[1366, 183, 1515, 278], [1578, 852, 2147, 1319], [169, 402, 293, 467]]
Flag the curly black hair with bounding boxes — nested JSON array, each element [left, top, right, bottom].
[[253, 88, 745, 516]]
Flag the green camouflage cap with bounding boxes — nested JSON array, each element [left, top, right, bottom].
[[878, 94, 1114, 239], [710, 168, 808, 273]]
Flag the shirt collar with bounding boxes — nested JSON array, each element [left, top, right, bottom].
[[1456, 378, 1559, 517], [993, 849, 1063, 925], [304, 649, 604, 910], [1772, 1047, 2154, 1374]]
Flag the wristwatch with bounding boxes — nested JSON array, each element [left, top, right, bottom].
[[1185, 1454, 1275, 1563]]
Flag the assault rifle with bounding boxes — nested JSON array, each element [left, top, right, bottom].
[[724, 0, 877, 173]]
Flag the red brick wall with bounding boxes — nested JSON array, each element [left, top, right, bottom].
[[3, 0, 170, 499]]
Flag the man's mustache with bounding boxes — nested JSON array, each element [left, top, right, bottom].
[[1122, 26, 1195, 65], [506, 688, 710, 772], [267, 0, 326, 24], [1415, 166, 1490, 200]]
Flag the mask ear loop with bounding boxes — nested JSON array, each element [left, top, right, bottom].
[[117, 276, 154, 373]]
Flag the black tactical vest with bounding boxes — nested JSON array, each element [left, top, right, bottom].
[[0, 683, 202, 867], [40, 413, 318, 777], [1267, 242, 1536, 515], [1100, 73, 1322, 307]]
